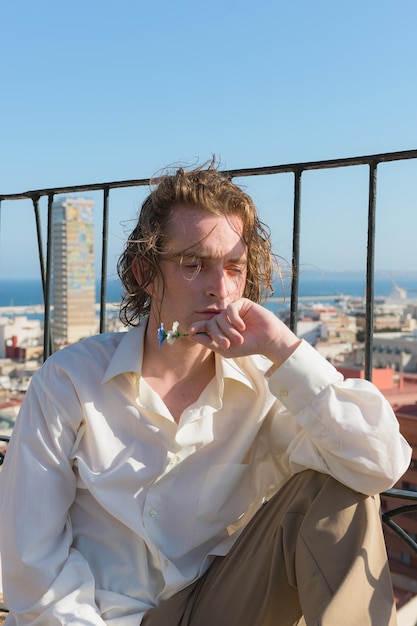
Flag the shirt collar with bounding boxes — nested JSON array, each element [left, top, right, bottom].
[[215, 353, 256, 394], [102, 319, 255, 393], [102, 323, 146, 383]]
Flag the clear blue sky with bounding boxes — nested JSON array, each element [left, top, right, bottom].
[[1, 0, 416, 281]]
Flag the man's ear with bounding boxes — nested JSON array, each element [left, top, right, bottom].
[[132, 259, 154, 296]]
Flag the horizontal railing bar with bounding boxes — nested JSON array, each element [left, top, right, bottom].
[[225, 148, 417, 178], [382, 488, 417, 502], [1, 149, 416, 202], [0, 180, 149, 201]]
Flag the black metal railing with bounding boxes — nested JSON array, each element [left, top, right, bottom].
[[1, 149, 417, 556], [382, 488, 417, 553], [1, 148, 417, 369]]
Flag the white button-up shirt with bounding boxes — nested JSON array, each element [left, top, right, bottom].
[[0, 323, 411, 625]]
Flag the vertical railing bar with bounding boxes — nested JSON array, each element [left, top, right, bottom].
[[364, 162, 378, 381], [99, 187, 110, 334], [290, 169, 302, 334], [31, 196, 47, 300], [43, 194, 54, 360]]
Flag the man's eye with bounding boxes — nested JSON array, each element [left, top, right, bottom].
[[180, 258, 203, 278], [184, 262, 201, 270]]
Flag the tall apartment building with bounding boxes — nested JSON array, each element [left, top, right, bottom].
[[51, 197, 96, 345]]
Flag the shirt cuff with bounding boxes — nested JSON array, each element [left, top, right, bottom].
[[267, 340, 343, 415]]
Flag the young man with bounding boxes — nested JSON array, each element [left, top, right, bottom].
[[0, 164, 411, 625]]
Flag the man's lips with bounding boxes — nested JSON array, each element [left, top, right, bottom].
[[196, 309, 223, 318]]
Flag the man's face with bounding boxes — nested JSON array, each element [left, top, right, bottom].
[[149, 206, 247, 333]]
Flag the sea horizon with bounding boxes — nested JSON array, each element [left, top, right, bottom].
[[1, 270, 417, 309]]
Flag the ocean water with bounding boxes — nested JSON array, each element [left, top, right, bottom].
[[0, 272, 416, 309], [0, 278, 124, 308]]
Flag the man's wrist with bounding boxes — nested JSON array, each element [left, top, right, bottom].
[[263, 337, 302, 370]]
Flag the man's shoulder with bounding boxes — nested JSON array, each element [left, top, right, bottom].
[[39, 331, 129, 377], [56, 330, 126, 357]]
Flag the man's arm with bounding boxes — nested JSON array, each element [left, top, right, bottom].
[[190, 298, 412, 494], [0, 370, 106, 625], [266, 339, 412, 494]]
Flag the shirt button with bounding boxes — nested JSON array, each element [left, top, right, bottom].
[[169, 454, 179, 465], [280, 390, 288, 398], [149, 509, 157, 517], [164, 559, 169, 567]]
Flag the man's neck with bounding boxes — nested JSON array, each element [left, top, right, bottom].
[[141, 326, 216, 423]]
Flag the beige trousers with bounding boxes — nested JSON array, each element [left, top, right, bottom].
[[142, 470, 397, 626]]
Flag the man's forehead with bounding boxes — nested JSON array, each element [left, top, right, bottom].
[[167, 206, 243, 233], [165, 209, 246, 254]]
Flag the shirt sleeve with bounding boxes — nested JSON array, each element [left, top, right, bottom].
[[267, 340, 412, 495], [0, 367, 107, 625]]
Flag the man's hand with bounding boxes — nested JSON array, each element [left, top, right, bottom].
[[188, 298, 301, 367]]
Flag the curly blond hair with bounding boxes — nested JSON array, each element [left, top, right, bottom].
[[117, 161, 280, 326]]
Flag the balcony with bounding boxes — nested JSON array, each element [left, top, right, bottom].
[[1, 148, 417, 620]]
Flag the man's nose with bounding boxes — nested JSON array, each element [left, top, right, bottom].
[[207, 268, 230, 300]]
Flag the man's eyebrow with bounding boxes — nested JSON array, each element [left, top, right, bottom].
[[172, 251, 247, 263]]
